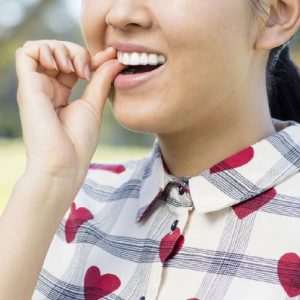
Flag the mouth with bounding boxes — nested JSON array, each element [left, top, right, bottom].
[[113, 61, 166, 89], [112, 50, 167, 89], [117, 50, 167, 75], [120, 64, 164, 75]]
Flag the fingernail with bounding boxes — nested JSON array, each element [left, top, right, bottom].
[[105, 47, 115, 53], [51, 57, 58, 70], [84, 63, 90, 81], [68, 57, 75, 72]]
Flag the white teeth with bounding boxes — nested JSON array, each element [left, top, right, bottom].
[[129, 52, 140, 65], [148, 54, 158, 65], [158, 55, 166, 64], [117, 51, 167, 66], [140, 53, 148, 65], [117, 51, 122, 61], [123, 53, 131, 65]]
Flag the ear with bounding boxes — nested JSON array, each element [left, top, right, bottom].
[[254, 0, 300, 50]]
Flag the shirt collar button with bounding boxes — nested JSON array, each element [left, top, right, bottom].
[[178, 186, 185, 195], [171, 219, 179, 231], [183, 178, 189, 185]]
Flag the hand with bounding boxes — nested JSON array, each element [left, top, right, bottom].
[[15, 40, 126, 187]]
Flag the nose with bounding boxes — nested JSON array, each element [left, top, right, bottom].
[[105, 0, 153, 31]]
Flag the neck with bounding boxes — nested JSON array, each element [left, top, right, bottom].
[[156, 95, 277, 178]]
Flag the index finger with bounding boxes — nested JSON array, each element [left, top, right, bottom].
[[90, 47, 124, 72]]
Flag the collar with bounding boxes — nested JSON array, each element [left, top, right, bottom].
[[135, 118, 300, 223]]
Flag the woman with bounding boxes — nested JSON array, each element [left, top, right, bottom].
[[1, 0, 300, 299]]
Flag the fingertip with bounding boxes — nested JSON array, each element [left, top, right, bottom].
[[105, 46, 116, 54], [90, 48, 117, 72]]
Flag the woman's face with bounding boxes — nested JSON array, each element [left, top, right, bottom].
[[80, 0, 257, 134]]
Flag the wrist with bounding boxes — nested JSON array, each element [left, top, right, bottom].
[[14, 170, 78, 212]]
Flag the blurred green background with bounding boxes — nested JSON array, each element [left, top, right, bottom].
[[0, 0, 300, 215]]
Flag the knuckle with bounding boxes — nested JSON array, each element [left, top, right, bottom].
[[75, 49, 91, 64], [23, 40, 35, 47], [53, 41, 90, 61], [54, 43, 69, 55], [41, 42, 51, 50], [71, 44, 90, 58], [15, 47, 23, 56], [22, 39, 59, 49], [65, 41, 84, 50], [55, 43, 66, 50]]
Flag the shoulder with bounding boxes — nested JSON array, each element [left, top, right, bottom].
[[276, 171, 300, 197], [273, 171, 300, 221]]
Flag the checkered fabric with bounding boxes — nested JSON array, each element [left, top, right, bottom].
[[32, 118, 300, 300]]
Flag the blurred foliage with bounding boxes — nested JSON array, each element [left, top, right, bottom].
[[0, 0, 300, 146]]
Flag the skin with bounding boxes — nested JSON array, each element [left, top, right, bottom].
[[80, 0, 300, 177]]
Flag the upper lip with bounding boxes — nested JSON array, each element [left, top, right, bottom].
[[108, 42, 167, 57]]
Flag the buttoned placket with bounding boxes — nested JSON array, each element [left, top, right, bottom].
[[145, 180, 194, 300]]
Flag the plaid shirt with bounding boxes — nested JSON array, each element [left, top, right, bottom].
[[32, 118, 300, 300]]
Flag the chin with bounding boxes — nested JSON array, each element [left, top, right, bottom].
[[110, 105, 165, 135], [108, 86, 173, 134], [113, 108, 158, 134]]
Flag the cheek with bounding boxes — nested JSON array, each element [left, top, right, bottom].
[[165, 0, 250, 84], [164, 0, 249, 52], [81, 0, 87, 11], [80, 1, 108, 54]]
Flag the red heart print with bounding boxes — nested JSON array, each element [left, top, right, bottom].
[[65, 202, 94, 243], [84, 266, 121, 300], [232, 187, 276, 219], [159, 227, 185, 262], [277, 252, 300, 297], [89, 163, 125, 173], [210, 146, 254, 174], [168, 234, 185, 260]]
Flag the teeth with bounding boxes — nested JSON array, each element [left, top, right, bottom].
[[117, 51, 167, 66], [123, 53, 130, 65], [140, 53, 148, 65], [158, 55, 166, 64], [117, 51, 122, 61], [130, 52, 140, 66], [148, 54, 158, 65]]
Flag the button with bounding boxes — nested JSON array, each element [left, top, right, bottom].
[[182, 178, 190, 185], [171, 219, 179, 231], [178, 186, 185, 195], [140, 297, 146, 300]]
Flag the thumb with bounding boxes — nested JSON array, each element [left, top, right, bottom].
[[81, 58, 126, 117]]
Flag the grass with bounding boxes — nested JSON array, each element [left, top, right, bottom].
[[0, 138, 152, 216]]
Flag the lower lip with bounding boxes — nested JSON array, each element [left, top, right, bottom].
[[113, 63, 166, 89]]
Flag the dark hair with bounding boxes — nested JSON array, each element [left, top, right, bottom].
[[250, 0, 300, 123]]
